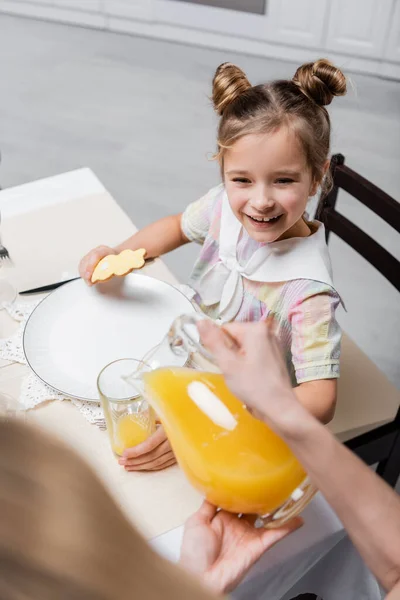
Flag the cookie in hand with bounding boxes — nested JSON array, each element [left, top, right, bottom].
[[91, 248, 147, 283]]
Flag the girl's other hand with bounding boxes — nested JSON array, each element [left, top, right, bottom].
[[118, 426, 177, 471], [79, 245, 117, 285]]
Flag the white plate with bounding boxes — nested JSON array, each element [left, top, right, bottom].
[[23, 274, 196, 401]]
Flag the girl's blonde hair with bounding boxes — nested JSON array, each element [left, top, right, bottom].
[[212, 59, 346, 195], [0, 419, 214, 600]]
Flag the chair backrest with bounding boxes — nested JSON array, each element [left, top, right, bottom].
[[318, 155, 400, 484], [315, 153, 400, 293]]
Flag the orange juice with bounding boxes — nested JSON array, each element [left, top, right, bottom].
[[112, 412, 155, 456], [144, 368, 306, 515]]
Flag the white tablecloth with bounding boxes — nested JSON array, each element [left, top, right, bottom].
[[279, 536, 384, 600]]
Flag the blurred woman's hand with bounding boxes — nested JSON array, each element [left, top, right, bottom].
[[197, 320, 296, 424], [181, 500, 302, 594]]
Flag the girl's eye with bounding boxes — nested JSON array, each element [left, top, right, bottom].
[[276, 178, 294, 185], [232, 177, 251, 184]]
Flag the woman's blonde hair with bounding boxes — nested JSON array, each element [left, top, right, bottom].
[[212, 59, 346, 195], [0, 419, 214, 600]]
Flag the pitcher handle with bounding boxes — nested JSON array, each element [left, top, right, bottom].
[[168, 313, 238, 366]]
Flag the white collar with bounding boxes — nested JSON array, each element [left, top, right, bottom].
[[194, 189, 339, 322]]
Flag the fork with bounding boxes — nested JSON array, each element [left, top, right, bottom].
[[0, 209, 11, 263], [0, 245, 10, 262]]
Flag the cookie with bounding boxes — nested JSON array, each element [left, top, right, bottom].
[[91, 248, 147, 283]]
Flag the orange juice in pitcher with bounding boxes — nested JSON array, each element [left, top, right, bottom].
[[143, 367, 307, 516], [137, 314, 316, 527]]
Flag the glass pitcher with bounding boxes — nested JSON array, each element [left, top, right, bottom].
[[132, 314, 316, 528]]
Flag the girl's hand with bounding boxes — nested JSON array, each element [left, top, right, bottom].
[[118, 426, 177, 471], [181, 500, 302, 594], [197, 320, 297, 426], [79, 245, 117, 285]]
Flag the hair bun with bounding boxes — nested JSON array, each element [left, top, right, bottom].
[[293, 59, 346, 106], [212, 63, 252, 116]]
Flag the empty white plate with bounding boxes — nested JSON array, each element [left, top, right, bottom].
[[23, 274, 196, 401]]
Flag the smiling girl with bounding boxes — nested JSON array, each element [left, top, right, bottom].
[[80, 58, 346, 469]]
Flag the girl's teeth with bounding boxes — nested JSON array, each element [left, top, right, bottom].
[[250, 215, 279, 222]]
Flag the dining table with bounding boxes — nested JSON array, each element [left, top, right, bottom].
[[1, 168, 397, 599]]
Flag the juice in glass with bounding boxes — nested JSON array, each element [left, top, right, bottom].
[[98, 358, 156, 456], [112, 412, 155, 455]]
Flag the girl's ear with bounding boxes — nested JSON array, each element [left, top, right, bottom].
[[310, 159, 330, 196], [310, 180, 319, 196], [322, 158, 330, 176]]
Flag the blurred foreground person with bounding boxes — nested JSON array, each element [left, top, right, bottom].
[[0, 418, 298, 599]]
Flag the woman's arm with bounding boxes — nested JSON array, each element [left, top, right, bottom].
[[198, 320, 400, 594], [279, 405, 400, 593]]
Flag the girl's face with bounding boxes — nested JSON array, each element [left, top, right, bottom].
[[223, 127, 318, 243]]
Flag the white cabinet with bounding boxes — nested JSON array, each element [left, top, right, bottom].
[[154, 0, 267, 39], [154, 0, 329, 47], [0, 0, 102, 10], [1, 0, 400, 79], [0, 0, 54, 6], [104, 0, 154, 22], [0, 0, 105, 26], [384, 0, 400, 62], [265, 0, 329, 48], [52, 0, 102, 10], [325, 0, 394, 58]]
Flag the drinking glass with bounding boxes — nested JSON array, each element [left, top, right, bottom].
[[0, 208, 16, 308], [97, 358, 156, 456]]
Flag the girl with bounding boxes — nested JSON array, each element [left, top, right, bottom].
[[80, 58, 346, 470]]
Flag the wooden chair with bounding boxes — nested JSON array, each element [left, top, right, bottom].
[[315, 153, 400, 487]]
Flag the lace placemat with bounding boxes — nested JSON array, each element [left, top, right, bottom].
[[0, 299, 105, 428], [1, 285, 201, 428]]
